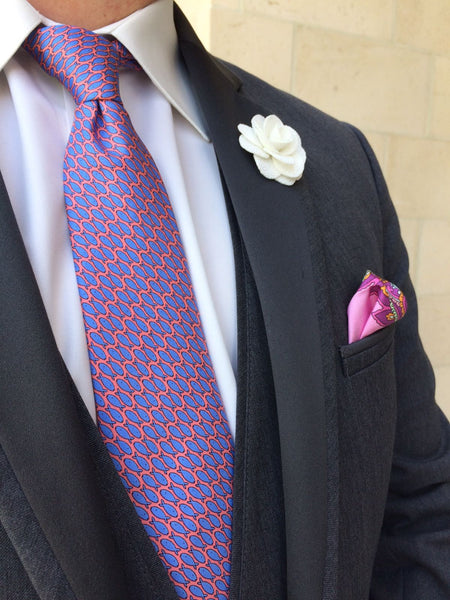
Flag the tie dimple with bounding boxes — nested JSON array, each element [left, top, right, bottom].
[[24, 25, 234, 600]]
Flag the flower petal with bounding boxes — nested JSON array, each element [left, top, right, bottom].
[[275, 173, 297, 186], [271, 127, 300, 153], [264, 114, 283, 135], [254, 155, 281, 180], [237, 123, 260, 145], [270, 151, 297, 165], [250, 114, 266, 133], [239, 134, 270, 158], [279, 150, 305, 173], [273, 146, 306, 173]]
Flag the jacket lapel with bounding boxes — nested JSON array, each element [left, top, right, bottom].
[[175, 6, 330, 599], [0, 173, 129, 599]]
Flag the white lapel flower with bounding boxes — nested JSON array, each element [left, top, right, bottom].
[[238, 114, 306, 186]]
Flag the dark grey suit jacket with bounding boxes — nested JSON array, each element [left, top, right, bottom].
[[1, 5, 450, 599]]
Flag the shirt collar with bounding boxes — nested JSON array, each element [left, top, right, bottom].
[[0, 0, 209, 139]]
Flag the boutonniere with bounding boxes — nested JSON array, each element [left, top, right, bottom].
[[237, 114, 306, 186]]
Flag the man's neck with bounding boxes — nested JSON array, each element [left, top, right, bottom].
[[27, 0, 156, 29]]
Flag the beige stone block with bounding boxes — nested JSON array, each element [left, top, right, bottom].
[[177, 0, 212, 47], [435, 365, 450, 419], [210, 8, 294, 91], [292, 27, 429, 136], [212, 0, 241, 8], [418, 294, 450, 369], [430, 57, 450, 141], [416, 220, 450, 296], [244, 0, 394, 38], [396, 0, 450, 56], [385, 137, 450, 220], [398, 218, 420, 283]]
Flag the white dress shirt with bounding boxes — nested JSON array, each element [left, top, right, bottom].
[[0, 0, 238, 437]]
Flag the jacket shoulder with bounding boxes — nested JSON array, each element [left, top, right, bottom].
[[223, 61, 350, 140]]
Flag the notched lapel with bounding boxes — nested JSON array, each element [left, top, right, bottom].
[[176, 6, 330, 598]]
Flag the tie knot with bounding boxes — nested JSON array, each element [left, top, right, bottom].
[[24, 25, 138, 104]]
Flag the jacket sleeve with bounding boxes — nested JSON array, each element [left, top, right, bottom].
[[350, 127, 450, 599]]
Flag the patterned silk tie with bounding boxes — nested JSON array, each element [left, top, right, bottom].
[[24, 26, 234, 600]]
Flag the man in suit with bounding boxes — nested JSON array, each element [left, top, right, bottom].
[[1, 0, 450, 598]]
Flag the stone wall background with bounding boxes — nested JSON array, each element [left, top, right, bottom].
[[178, 0, 450, 416]]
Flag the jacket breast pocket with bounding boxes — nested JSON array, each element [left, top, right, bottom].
[[339, 324, 396, 377]]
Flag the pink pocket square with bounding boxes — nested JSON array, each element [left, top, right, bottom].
[[347, 270, 407, 343]]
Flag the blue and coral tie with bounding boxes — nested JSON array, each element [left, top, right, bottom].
[[24, 26, 234, 600]]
